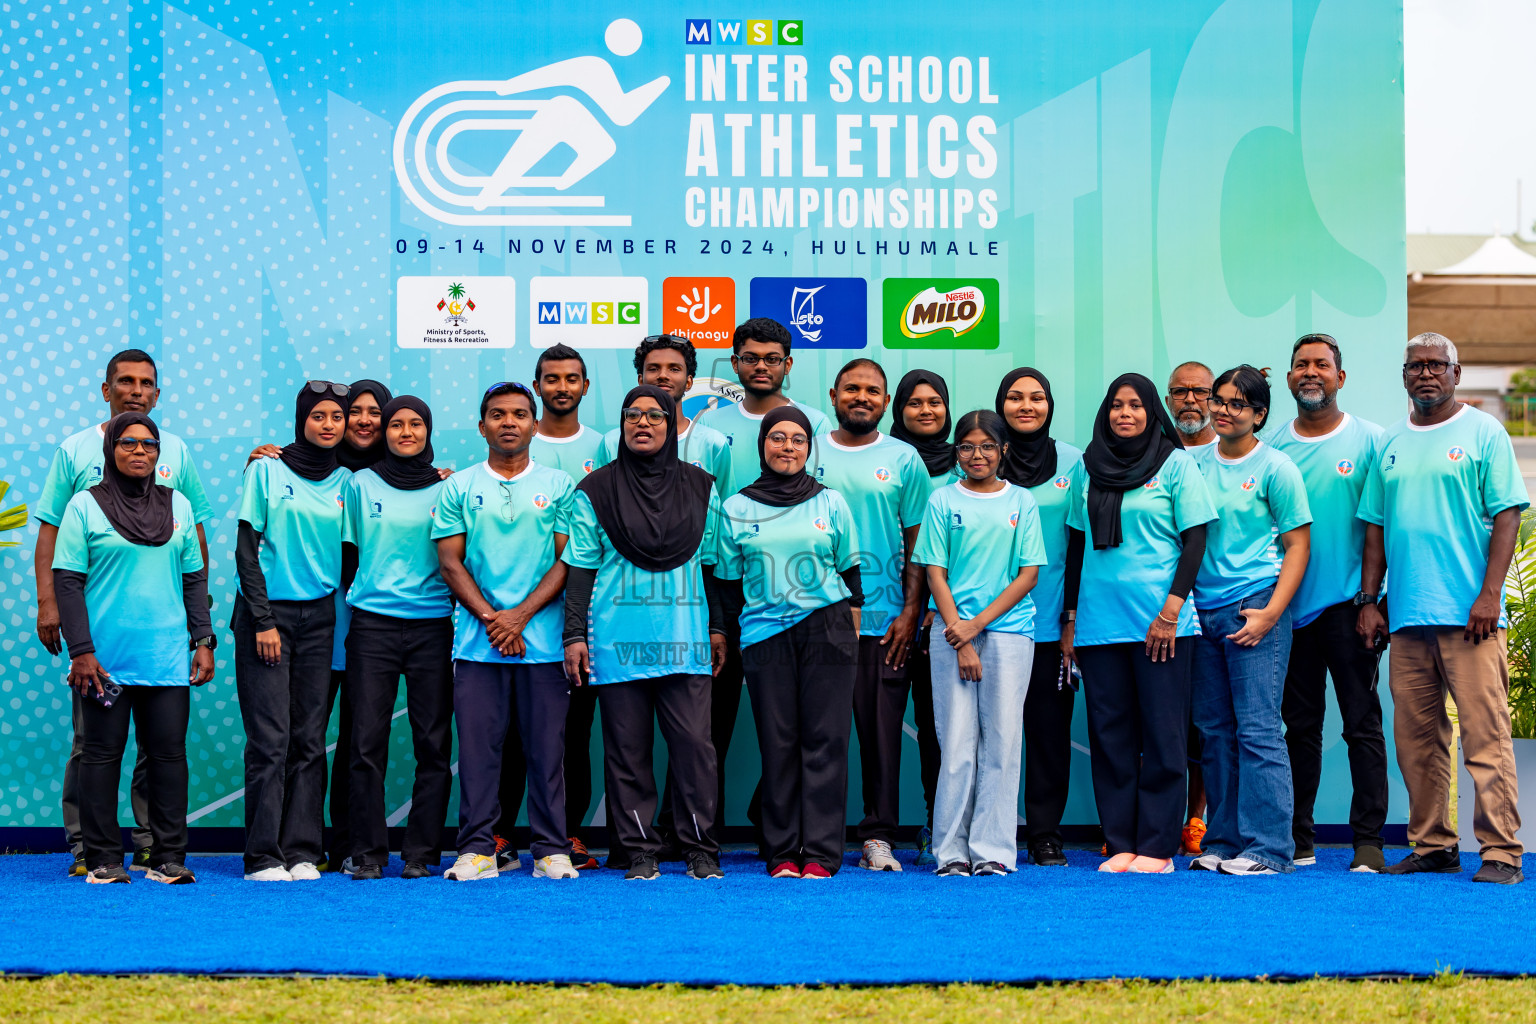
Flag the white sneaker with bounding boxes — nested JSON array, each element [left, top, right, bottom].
[[1188, 854, 1223, 872], [244, 866, 293, 882], [534, 854, 579, 879], [288, 862, 322, 881], [1218, 856, 1279, 876], [444, 852, 498, 881], [859, 839, 903, 872]]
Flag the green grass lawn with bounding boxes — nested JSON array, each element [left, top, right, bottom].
[[3, 975, 1535, 1023]]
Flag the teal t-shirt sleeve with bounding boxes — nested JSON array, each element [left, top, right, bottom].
[[36, 447, 78, 527], [431, 476, 467, 539], [715, 505, 744, 580], [51, 498, 91, 572], [1269, 458, 1313, 533], [341, 477, 363, 545], [1013, 496, 1049, 568], [700, 492, 721, 567], [175, 455, 216, 525], [179, 503, 205, 573], [710, 441, 734, 496], [552, 474, 576, 536], [1480, 426, 1531, 516], [560, 491, 604, 570], [1171, 456, 1218, 531], [911, 491, 949, 568], [237, 461, 270, 533], [593, 430, 617, 470], [830, 492, 858, 573], [1064, 462, 1088, 533], [898, 453, 928, 529], [1357, 458, 1384, 526]]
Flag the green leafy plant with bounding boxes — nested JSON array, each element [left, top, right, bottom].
[[0, 480, 26, 547], [1503, 508, 1536, 738]]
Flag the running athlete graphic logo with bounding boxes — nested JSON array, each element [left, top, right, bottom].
[[1241, 475, 1257, 492], [1336, 459, 1354, 476], [873, 467, 891, 483], [1447, 446, 1467, 462], [393, 19, 669, 227], [812, 517, 828, 531], [1143, 476, 1160, 489], [581, 459, 595, 474], [336, 494, 346, 508], [1053, 476, 1069, 489], [1008, 511, 1019, 528], [532, 493, 550, 509], [157, 464, 172, 480], [172, 517, 181, 531]]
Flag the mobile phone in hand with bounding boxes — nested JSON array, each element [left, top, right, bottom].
[[89, 679, 123, 708]]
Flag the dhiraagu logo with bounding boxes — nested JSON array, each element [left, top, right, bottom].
[[882, 278, 999, 350]]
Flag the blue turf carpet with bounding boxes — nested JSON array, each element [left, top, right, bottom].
[[4, 848, 1536, 983]]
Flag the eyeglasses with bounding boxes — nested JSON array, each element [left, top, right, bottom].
[[305, 380, 350, 399], [1167, 387, 1212, 400], [1209, 396, 1263, 414], [1403, 360, 1454, 378], [735, 352, 785, 368], [956, 442, 1000, 457], [622, 407, 668, 426], [114, 437, 162, 453], [484, 380, 537, 400], [498, 481, 517, 523], [766, 432, 809, 449]]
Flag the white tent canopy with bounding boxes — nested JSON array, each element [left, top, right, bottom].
[[1429, 234, 1536, 277]]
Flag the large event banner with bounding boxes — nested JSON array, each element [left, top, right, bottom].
[[0, 0, 1405, 832]]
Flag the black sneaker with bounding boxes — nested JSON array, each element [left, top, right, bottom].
[[351, 862, 384, 880], [685, 851, 724, 879], [1384, 847, 1461, 875], [1294, 845, 1317, 866], [130, 847, 153, 872], [1030, 840, 1068, 867], [1350, 845, 1386, 873], [1473, 860, 1524, 885], [625, 856, 660, 881], [972, 861, 1008, 876], [87, 864, 130, 884], [606, 848, 632, 871], [146, 862, 196, 885], [68, 853, 87, 878], [936, 860, 971, 876], [401, 861, 431, 879]]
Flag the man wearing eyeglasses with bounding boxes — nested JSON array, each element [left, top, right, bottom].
[[1358, 333, 1529, 884], [1270, 334, 1389, 873], [1166, 362, 1218, 452], [434, 382, 580, 881], [34, 348, 215, 877]]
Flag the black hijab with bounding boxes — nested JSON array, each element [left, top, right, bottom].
[[336, 378, 393, 472], [996, 367, 1058, 489], [279, 383, 349, 482], [737, 406, 828, 508], [576, 385, 713, 573], [890, 369, 956, 477], [89, 412, 174, 547], [373, 396, 441, 491], [1082, 372, 1184, 549]]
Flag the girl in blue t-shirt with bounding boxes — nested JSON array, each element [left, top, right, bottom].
[[1189, 365, 1312, 876], [718, 406, 863, 879], [913, 410, 1047, 875], [233, 382, 351, 882], [52, 413, 215, 884]]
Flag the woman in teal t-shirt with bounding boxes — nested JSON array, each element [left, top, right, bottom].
[[340, 396, 454, 880], [1189, 365, 1312, 876], [52, 413, 215, 884], [912, 410, 1047, 876], [233, 381, 351, 882], [718, 406, 862, 879]]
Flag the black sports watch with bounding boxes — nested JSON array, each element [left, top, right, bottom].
[[192, 634, 218, 651], [1351, 591, 1380, 608]]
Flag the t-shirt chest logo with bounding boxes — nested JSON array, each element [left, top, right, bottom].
[[1143, 476, 1160, 490], [335, 494, 345, 508], [1008, 511, 1019, 528], [873, 467, 891, 483], [1336, 459, 1354, 476], [157, 464, 172, 480], [531, 493, 550, 509], [812, 516, 828, 531], [581, 459, 595, 474], [368, 500, 384, 519], [1447, 446, 1467, 463], [172, 516, 182, 531], [1053, 476, 1069, 489], [1241, 475, 1257, 492]]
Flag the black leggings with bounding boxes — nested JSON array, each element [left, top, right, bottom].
[[78, 686, 191, 870]]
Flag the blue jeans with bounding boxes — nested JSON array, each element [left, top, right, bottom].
[[930, 631, 1034, 870], [1192, 585, 1295, 872]]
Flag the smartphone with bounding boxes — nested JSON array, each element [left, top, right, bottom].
[[88, 679, 123, 708]]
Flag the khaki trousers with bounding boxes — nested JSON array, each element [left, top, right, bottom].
[[1389, 627, 1523, 865]]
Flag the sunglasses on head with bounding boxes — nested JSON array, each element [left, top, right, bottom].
[[305, 380, 350, 399], [485, 380, 537, 399]]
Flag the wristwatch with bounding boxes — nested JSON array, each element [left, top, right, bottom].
[[192, 634, 218, 651], [1351, 591, 1379, 608]]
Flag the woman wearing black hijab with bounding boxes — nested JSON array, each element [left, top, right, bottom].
[[1064, 373, 1217, 874], [561, 385, 725, 881], [52, 413, 215, 884], [233, 381, 351, 882], [995, 368, 1086, 868], [337, 396, 456, 880], [718, 406, 864, 879]]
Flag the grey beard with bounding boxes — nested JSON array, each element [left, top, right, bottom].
[[1174, 414, 1210, 436], [1295, 390, 1333, 413]]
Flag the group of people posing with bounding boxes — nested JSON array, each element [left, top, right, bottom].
[[37, 321, 1528, 886]]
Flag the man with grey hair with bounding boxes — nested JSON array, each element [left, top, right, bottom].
[[1358, 332, 1528, 883], [1166, 361, 1217, 452]]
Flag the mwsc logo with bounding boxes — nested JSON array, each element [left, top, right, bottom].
[[685, 19, 802, 45]]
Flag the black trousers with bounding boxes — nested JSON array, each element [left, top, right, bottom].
[[853, 635, 909, 845], [345, 609, 455, 867], [1078, 640, 1192, 858], [563, 684, 597, 831], [494, 697, 528, 839], [662, 626, 745, 844], [454, 660, 571, 858], [745, 601, 859, 872], [597, 673, 718, 859], [65, 690, 151, 858], [1023, 639, 1075, 845], [77, 685, 189, 870], [1282, 599, 1390, 849], [233, 592, 335, 873], [322, 668, 352, 862], [907, 626, 941, 830]]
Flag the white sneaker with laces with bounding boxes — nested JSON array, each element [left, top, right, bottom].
[[1188, 854, 1223, 872], [859, 839, 902, 872], [244, 866, 293, 882], [288, 862, 322, 881], [444, 852, 499, 881], [534, 854, 579, 879], [1218, 856, 1279, 876]]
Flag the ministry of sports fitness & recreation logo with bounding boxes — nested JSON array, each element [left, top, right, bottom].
[[437, 282, 475, 326], [393, 19, 668, 227]]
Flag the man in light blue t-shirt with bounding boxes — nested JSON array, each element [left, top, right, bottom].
[[33, 349, 214, 875], [1358, 333, 1529, 884], [1270, 334, 1389, 873]]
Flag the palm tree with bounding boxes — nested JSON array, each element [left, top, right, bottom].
[[447, 282, 466, 302]]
